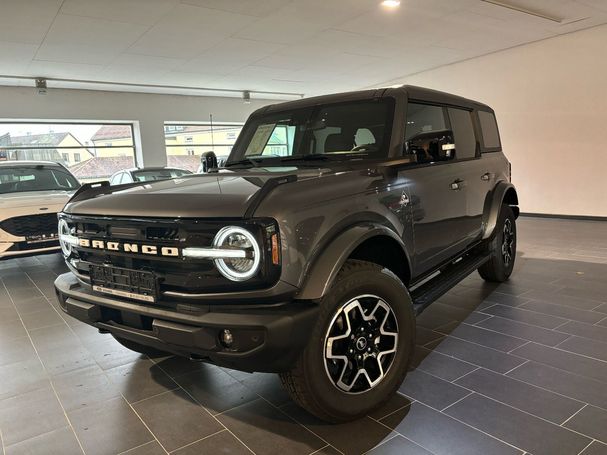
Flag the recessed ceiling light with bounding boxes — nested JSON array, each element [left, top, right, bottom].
[[381, 0, 400, 8]]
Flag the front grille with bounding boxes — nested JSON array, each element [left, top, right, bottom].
[[1, 213, 58, 237], [63, 215, 279, 302]]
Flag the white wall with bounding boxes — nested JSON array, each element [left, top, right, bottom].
[[396, 24, 607, 217], [0, 86, 275, 167]]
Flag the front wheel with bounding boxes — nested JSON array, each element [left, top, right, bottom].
[[478, 204, 517, 282], [280, 260, 415, 422]]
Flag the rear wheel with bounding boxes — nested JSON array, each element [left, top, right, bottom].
[[280, 260, 415, 422], [478, 204, 517, 282]]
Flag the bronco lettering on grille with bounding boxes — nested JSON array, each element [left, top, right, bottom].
[[78, 238, 179, 257]]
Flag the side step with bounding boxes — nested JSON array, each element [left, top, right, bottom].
[[411, 253, 491, 316]]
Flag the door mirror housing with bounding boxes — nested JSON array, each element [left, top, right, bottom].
[[405, 129, 456, 163], [201, 151, 218, 173]]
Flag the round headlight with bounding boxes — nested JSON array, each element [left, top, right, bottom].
[[213, 226, 261, 281], [58, 219, 72, 257]]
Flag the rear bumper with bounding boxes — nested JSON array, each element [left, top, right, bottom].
[[54, 272, 318, 373]]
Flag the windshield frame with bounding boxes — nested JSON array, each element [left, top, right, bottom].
[[0, 165, 80, 195], [226, 97, 396, 167]]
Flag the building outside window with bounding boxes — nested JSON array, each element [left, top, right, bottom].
[[0, 122, 137, 183], [164, 123, 243, 172]]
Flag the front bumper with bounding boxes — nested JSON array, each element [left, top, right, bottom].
[[54, 272, 318, 373], [0, 240, 60, 260]]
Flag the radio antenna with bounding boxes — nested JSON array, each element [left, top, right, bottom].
[[209, 113, 215, 149]]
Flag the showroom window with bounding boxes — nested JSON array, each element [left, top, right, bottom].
[[0, 122, 136, 183], [448, 108, 477, 160], [164, 123, 243, 172], [478, 111, 502, 151]]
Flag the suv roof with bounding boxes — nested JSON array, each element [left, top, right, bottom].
[[256, 85, 493, 116]]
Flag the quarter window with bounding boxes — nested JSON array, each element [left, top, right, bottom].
[[448, 108, 477, 160], [478, 111, 501, 150]]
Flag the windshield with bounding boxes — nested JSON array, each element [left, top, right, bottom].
[[132, 168, 191, 182], [0, 166, 80, 194], [227, 99, 394, 166]]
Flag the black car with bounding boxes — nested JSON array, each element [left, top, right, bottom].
[[55, 85, 518, 422]]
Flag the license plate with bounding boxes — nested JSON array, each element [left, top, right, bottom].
[[89, 265, 157, 303]]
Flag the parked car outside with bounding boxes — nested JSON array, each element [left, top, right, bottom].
[[109, 167, 192, 185]]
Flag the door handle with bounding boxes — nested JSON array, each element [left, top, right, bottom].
[[450, 179, 464, 190], [481, 172, 493, 181]]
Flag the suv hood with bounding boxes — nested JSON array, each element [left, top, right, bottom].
[[0, 190, 74, 211], [64, 170, 329, 218]]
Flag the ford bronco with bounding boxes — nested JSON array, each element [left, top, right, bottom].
[[54, 85, 518, 422]]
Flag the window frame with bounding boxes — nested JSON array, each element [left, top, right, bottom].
[[404, 99, 482, 167], [164, 122, 244, 155]]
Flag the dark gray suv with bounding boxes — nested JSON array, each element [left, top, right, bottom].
[[54, 85, 519, 422]]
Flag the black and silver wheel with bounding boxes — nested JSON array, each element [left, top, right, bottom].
[[479, 203, 517, 282], [324, 295, 398, 394], [280, 260, 415, 422]]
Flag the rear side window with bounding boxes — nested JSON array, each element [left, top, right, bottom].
[[448, 108, 477, 160], [478, 111, 501, 150]]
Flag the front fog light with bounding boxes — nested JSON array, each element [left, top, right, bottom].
[[220, 329, 234, 348], [213, 226, 261, 281]]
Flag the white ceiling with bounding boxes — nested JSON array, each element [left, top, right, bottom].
[[0, 0, 606, 98]]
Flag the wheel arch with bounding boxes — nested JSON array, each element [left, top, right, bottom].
[[482, 181, 519, 240], [296, 224, 412, 301]]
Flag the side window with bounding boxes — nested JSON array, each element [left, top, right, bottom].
[[478, 111, 501, 151], [110, 173, 122, 185], [405, 103, 446, 141], [448, 108, 477, 160], [122, 173, 133, 183]]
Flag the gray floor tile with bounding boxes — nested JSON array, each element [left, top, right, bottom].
[[510, 342, 607, 383], [52, 365, 122, 412], [399, 369, 470, 410], [415, 326, 445, 346], [106, 358, 179, 404], [37, 345, 99, 376], [445, 323, 528, 352], [483, 292, 530, 307], [580, 441, 607, 455], [555, 320, 607, 343], [480, 304, 568, 329], [0, 386, 68, 447], [132, 389, 223, 452], [69, 396, 154, 455], [20, 308, 66, 331], [523, 289, 602, 310], [366, 435, 433, 455], [0, 337, 37, 367], [86, 338, 145, 371], [411, 346, 478, 382], [368, 393, 412, 420], [454, 368, 584, 424], [557, 336, 607, 362], [172, 430, 250, 455], [477, 315, 571, 346], [0, 358, 50, 401], [4, 427, 82, 455], [224, 370, 292, 407], [519, 300, 605, 324], [564, 405, 607, 443], [508, 361, 607, 410], [217, 399, 325, 455], [380, 401, 521, 455], [120, 440, 166, 455], [444, 393, 591, 455], [175, 364, 260, 415], [431, 337, 526, 374], [280, 402, 396, 455]]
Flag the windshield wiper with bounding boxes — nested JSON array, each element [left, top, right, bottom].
[[280, 154, 332, 163]]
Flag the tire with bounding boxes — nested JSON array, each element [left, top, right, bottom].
[[478, 204, 517, 282], [279, 259, 415, 422]]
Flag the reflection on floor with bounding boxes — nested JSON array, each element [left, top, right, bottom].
[[1, 216, 606, 455]]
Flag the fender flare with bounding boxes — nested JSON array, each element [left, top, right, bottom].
[[482, 181, 519, 240], [295, 224, 411, 301]]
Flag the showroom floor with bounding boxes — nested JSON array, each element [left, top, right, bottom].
[[0, 217, 606, 455]]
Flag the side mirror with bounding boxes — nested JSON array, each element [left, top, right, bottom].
[[405, 129, 456, 163], [201, 151, 218, 173]]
